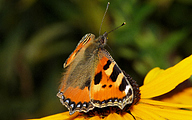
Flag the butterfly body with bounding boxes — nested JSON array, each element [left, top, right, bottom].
[[57, 33, 134, 115]]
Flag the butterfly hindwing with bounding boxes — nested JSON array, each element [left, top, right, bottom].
[[90, 49, 134, 109]]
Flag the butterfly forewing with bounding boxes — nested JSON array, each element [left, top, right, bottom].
[[64, 34, 95, 68], [58, 34, 99, 114]]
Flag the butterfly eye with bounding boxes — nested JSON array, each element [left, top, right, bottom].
[[101, 36, 105, 44], [99, 35, 107, 46]]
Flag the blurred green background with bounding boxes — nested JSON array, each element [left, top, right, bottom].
[[0, 0, 192, 119]]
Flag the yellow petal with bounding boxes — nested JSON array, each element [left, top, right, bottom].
[[27, 111, 79, 120], [140, 55, 192, 98], [133, 100, 192, 120], [140, 99, 192, 109], [121, 113, 135, 120], [74, 116, 87, 120], [143, 67, 164, 85], [89, 116, 102, 120], [162, 87, 192, 105], [104, 113, 124, 120], [131, 103, 165, 120]]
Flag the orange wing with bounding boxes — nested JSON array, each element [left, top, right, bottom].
[[90, 53, 134, 109], [57, 34, 96, 115], [57, 85, 94, 115]]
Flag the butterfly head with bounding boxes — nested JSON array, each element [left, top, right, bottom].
[[95, 32, 108, 47]]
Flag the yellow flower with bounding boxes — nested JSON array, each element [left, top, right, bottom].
[[161, 86, 192, 105], [28, 55, 192, 120]]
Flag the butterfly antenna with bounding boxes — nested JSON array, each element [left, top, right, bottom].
[[105, 23, 126, 56], [99, 2, 110, 35], [106, 22, 126, 35]]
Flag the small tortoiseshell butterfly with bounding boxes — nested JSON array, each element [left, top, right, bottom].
[[57, 2, 140, 115]]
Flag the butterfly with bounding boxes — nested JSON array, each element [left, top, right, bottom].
[[57, 26, 136, 115]]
